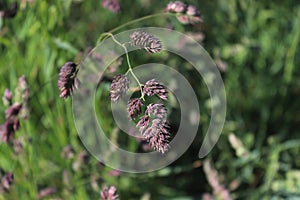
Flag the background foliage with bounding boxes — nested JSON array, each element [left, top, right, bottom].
[[0, 0, 300, 199]]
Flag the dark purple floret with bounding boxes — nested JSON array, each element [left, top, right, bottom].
[[143, 79, 168, 100], [165, 1, 203, 24], [58, 62, 79, 98], [136, 115, 151, 133], [109, 74, 130, 102], [146, 103, 167, 120], [127, 98, 144, 119], [130, 31, 162, 53]]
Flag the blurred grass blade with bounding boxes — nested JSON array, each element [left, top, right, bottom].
[[52, 37, 79, 55]]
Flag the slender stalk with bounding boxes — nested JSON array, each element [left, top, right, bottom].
[[108, 13, 168, 34], [96, 12, 175, 44], [106, 33, 145, 100]]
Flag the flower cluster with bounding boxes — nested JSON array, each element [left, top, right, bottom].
[[0, 103, 21, 142], [100, 186, 119, 200], [101, 0, 121, 13], [0, 172, 14, 193], [0, 2, 18, 19], [166, 1, 203, 24], [143, 79, 168, 100], [130, 31, 162, 53], [136, 103, 170, 153], [122, 77, 171, 153], [0, 75, 30, 143], [58, 62, 79, 98], [108, 32, 170, 152], [109, 74, 130, 102], [127, 98, 144, 119]]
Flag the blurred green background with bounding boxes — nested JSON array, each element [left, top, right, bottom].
[[0, 0, 300, 199]]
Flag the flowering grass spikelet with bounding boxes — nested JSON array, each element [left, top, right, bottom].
[[110, 74, 130, 102], [148, 122, 171, 153], [166, 1, 203, 24], [146, 103, 168, 120], [2, 89, 12, 106], [166, 1, 187, 13], [58, 62, 79, 98], [127, 98, 144, 119], [136, 103, 171, 153], [0, 2, 18, 18], [136, 115, 150, 133], [15, 75, 30, 119], [130, 31, 162, 53], [143, 79, 168, 100]]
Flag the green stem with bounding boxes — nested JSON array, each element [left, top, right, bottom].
[[109, 13, 168, 34], [96, 12, 174, 44], [106, 33, 145, 100]]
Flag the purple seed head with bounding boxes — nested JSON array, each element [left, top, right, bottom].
[[109, 74, 130, 102], [58, 62, 79, 98], [143, 79, 168, 100], [127, 98, 144, 119]]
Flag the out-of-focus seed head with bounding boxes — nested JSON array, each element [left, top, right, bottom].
[[166, 1, 187, 13], [110, 74, 130, 102], [0, 119, 19, 143], [1, 172, 14, 190], [101, 0, 121, 13], [5, 103, 22, 120], [0, 121, 13, 143], [15, 75, 29, 103], [186, 5, 201, 16], [2, 89, 12, 106], [58, 62, 79, 99], [166, 1, 203, 24], [108, 169, 122, 177], [143, 79, 168, 100], [100, 186, 119, 200], [127, 98, 144, 119], [0, 100, 21, 142], [130, 31, 162, 54], [176, 15, 203, 24], [14, 75, 30, 119], [37, 187, 57, 199], [61, 145, 75, 159], [0, 2, 18, 18]]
